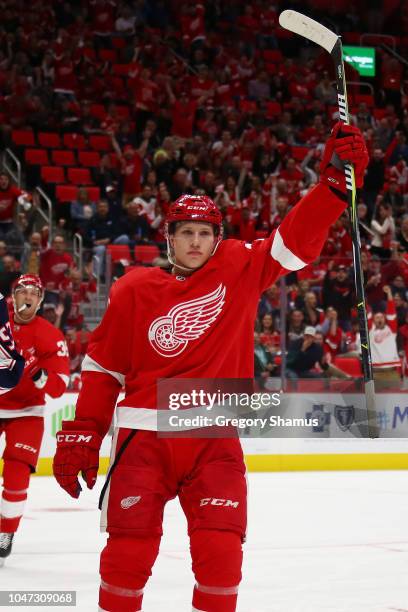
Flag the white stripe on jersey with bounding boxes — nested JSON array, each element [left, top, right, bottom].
[[82, 355, 125, 387], [271, 228, 307, 271]]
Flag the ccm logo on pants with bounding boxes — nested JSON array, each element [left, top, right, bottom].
[[15, 443, 37, 453], [200, 498, 239, 508]]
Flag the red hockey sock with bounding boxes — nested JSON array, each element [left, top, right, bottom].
[[99, 534, 161, 611], [190, 529, 243, 612], [1, 460, 30, 533]]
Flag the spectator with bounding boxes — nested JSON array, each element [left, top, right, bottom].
[[322, 263, 353, 330], [365, 254, 387, 310], [370, 202, 395, 259], [363, 148, 385, 218], [113, 200, 150, 247], [254, 331, 277, 389], [258, 313, 280, 354], [287, 309, 305, 342], [396, 214, 408, 252], [40, 235, 74, 305], [84, 199, 115, 278], [286, 326, 323, 381], [70, 187, 96, 234], [60, 269, 96, 331], [301, 291, 324, 328], [111, 129, 151, 204], [0, 255, 20, 296], [369, 285, 401, 389], [320, 307, 344, 361], [0, 172, 30, 255], [21, 231, 42, 274]]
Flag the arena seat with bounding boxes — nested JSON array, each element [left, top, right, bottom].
[[78, 151, 101, 167], [333, 356, 362, 377], [86, 186, 101, 202], [56, 185, 78, 202], [63, 133, 87, 150], [25, 148, 49, 165], [41, 166, 65, 183], [67, 167, 93, 185], [52, 150, 76, 166], [107, 245, 132, 263], [135, 245, 160, 264], [38, 132, 62, 148], [12, 129, 35, 147], [89, 135, 112, 151]]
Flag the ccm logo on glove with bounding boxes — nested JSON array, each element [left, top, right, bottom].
[[56, 433, 93, 443]]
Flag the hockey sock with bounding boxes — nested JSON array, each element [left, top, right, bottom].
[[0, 460, 31, 533], [99, 534, 160, 612], [190, 529, 243, 612]]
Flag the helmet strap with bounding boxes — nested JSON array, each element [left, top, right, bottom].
[[166, 230, 223, 275]]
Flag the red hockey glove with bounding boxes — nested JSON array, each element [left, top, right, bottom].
[[53, 420, 102, 499], [320, 122, 369, 198]]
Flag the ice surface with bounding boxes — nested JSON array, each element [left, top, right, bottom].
[[2, 471, 408, 611]]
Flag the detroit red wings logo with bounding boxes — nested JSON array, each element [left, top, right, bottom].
[[148, 284, 226, 357]]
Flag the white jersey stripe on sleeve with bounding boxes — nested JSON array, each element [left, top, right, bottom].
[[271, 228, 307, 271], [82, 355, 125, 386]]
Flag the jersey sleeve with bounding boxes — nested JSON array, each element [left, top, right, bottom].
[[226, 183, 347, 293], [75, 279, 134, 436], [0, 294, 25, 394], [36, 323, 70, 398], [385, 298, 397, 333]]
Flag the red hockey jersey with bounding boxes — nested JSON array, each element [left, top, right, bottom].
[[0, 314, 70, 416], [76, 183, 347, 436]]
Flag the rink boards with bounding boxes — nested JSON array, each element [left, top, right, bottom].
[[1, 392, 408, 473]]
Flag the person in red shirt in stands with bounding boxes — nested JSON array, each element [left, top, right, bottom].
[[59, 269, 96, 330], [111, 130, 151, 204], [166, 86, 198, 139], [321, 307, 344, 362], [0, 173, 31, 253], [40, 235, 74, 306]]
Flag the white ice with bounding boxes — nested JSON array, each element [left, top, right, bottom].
[[2, 471, 408, 612]]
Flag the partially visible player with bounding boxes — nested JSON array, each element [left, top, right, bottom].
[[0, 293, 25, 394], [54, 123, 369, 611], [0, 275, 70, 565]]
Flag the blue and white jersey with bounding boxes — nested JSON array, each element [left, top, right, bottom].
[[0, 294, 25, 394]]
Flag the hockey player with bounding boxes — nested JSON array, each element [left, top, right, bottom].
[[0, 275, 70, 565], [53, 123, 369, 612], [0, 293, 25, 394]]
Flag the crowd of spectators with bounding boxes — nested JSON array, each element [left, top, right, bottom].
[[0, 0, 408, 388]]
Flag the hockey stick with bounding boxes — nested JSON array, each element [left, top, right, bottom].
[[279, 10, 379, 438]]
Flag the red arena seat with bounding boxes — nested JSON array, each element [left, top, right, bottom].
[[40, 166, 65, 183], [25, 148, 49, 165], [333, 357, 362, 377], [107, 245, 131, 263], [63, 133, 87, 150], [86, 186, 101, 202], [67, 167, 93, 185], [78, 151, 101, 167], [12, 130, 35, 147], [135, 245, 160, 264], [38, 132, 61, 148], [56, 184, 79, 202], [52, 150, 76, 166], [89, 135, 112, 151]]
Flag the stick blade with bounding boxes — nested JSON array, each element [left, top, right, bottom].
[[279, 10, 339, 53]]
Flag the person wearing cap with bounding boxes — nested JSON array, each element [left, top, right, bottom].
[[53, 122, 370, 612], [0, 275, 70, 565], [286, 326, 324, 381]]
